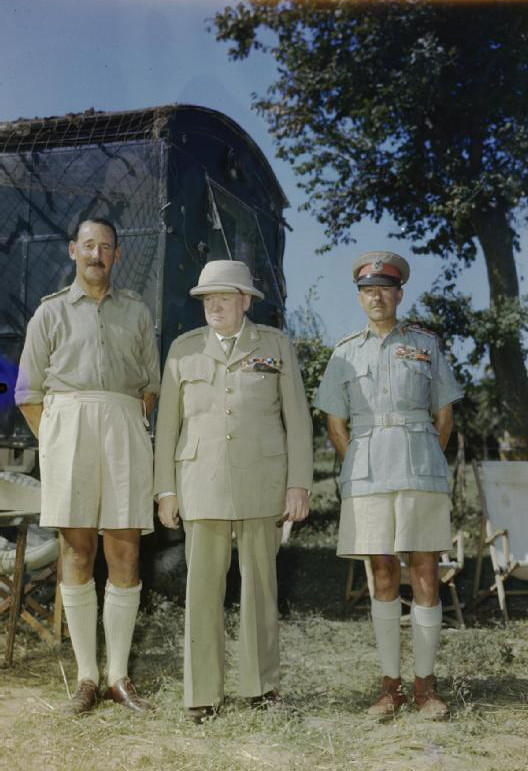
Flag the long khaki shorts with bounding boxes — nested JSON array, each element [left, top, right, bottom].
[[337, 490, 451, 558], [39, 391, 153, 532]]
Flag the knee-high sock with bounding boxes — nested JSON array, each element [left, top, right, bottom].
[[371, 597, 401, 679], [411, 601, 442, 678], [61, 579, 99, 686], [103, 581, 141, 687]]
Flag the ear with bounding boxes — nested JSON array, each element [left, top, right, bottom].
[[68, 241, 76, 261], [242, 294, 251, 312], [396, 288, 403, 305], [113, 245, 122, 264]]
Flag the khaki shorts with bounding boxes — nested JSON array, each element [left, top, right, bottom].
[[337, 490, 451, 558], [39, 391, 153, 533]]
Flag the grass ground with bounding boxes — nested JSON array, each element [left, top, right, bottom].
[[1, 451, 527, 770]]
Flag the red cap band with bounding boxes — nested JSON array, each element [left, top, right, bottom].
[[357, 262, 401, 279]]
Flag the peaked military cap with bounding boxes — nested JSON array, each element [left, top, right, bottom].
[[352, 251, 410, 287]]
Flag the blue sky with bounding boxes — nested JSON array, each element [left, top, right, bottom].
[[2, 0, 524, 343]]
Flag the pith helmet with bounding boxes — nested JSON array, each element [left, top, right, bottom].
[[189, 260, 264, 300], [352, 251, 410, 287]]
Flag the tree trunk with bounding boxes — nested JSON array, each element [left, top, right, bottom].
[[472, 206, 528, 452]]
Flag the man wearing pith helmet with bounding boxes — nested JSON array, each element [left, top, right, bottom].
[[315, 251, 462, 719], [154, 260, 313, 722]]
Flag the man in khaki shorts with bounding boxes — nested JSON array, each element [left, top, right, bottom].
[[15, 218, 160, 715], [315, 252, 462, 720], [154, 260, 313, 722]]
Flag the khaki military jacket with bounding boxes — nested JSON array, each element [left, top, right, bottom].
[[154, 320, 313, 521], [315, 323, 463, 497]]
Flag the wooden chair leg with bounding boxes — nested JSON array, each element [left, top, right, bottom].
[[53, 555, 63, 644], [496, 573, 509, 624], [447, 580, 465, 628], [5, 521, 28, 667]]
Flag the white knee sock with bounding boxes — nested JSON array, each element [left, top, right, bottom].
[[411, 601, 443, 678], [61, 579, 99, 686], [103, 581, 141, 687], [371, 597, 401, 679]]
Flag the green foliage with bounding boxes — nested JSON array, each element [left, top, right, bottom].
[[214, 1, 528, 262], [287, 284, 332, 438]]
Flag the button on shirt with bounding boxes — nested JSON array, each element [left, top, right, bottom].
[[314, 323, 463, 497], [15, 280, 160, 403]]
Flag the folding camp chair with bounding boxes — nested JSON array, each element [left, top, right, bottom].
[[346, 532, 466, 627], [472, 460, 528, 622], [0, 472, 63, 664]]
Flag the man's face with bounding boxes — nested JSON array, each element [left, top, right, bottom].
[[203, 292, 250, 336], [69, 221, 120, 288], [357, 284, 403, 324]]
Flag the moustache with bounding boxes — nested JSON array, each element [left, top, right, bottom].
[[87, 261, 105, 268]]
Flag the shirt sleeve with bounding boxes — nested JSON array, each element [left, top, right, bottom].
[[313, 350, 349, 419], [14, 305, 52, 405], [429, 338, 464, 414], [140, 304, 161, 395]]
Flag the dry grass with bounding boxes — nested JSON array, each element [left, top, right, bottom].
[[2, 451, 528, 770]]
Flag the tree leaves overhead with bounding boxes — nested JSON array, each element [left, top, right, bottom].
[[215, 1, 528, 262]]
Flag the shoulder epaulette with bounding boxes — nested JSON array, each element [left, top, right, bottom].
[[117, 288, 142, 301], [407, 325, 437, 339], [40, 286, 70, 303], [335, 331, 363, 347], [174, 326, 207, 343], [255, 323, 284, 336]]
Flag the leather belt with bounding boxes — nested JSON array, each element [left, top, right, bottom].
[[351, 410, 431, 428]]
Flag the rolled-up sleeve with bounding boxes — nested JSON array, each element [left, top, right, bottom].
[[15, 306, 51, 405], [430, 339, 463, 414], [313, 352, 349, 419]]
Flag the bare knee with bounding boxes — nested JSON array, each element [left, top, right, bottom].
[[60, 529, 98, 585], [104, 530, 140, 587], [409, 552, 439, 606], [371, 555, 400, 601]]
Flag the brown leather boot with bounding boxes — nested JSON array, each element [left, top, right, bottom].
[[413, 675, 449, 720], [367, 676, 407, 719]]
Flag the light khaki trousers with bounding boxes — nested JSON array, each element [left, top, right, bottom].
[[183, 517, 282, 708]]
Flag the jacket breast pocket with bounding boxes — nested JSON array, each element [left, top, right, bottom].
[[340, 428, 372, 482], [406, 424, 447, 477], [179, 358, 215, 416]]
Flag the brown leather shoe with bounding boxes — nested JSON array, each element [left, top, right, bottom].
[[187, 705, 217, 724], [63, 679, 99, 716], [367, 676, 407, 719], [105, 677, 153, 714], [413, 675, 449, 720], [250, 690, 282, 710]]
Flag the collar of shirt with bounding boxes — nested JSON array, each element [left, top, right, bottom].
[[360, 321, 405, 346], [215, 315, 246, 344], [67, 278, 116, 304]]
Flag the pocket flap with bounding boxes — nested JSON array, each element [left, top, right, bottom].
[[402, 359, 432, 379], [179, 357, 215, 384], [341, 364, 369, 383], [175, 434, 199, 461]]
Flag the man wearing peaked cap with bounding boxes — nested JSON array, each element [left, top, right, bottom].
[[315, 250, 462, 720], [154, 259, 313, 722]]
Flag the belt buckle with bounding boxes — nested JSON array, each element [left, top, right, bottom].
[[381, 414, 405, 427]]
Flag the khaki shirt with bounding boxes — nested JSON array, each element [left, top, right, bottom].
[[154, 320, 313, 521], [15, 280, 160, 404], [314, 323, 463, 497]]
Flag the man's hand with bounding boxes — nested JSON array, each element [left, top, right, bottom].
[[282, 487, 310, 523], [18, 403, 43, 439], [158, 495, 180, 529], [143, 391, 157, 419]]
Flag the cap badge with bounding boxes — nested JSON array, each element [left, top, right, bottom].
[[372, 259, 384, 273]]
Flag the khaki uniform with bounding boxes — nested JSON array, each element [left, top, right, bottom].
[[15, 280, 160, 530], [154, 320, 312, 706], [315, 323, 463, 555]]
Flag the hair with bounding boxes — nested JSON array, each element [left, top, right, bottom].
[[70, 218, 118, 247]]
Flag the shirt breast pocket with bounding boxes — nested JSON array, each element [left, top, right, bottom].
[[399, 359, 432, 406], [343, 365, 372, 412]]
